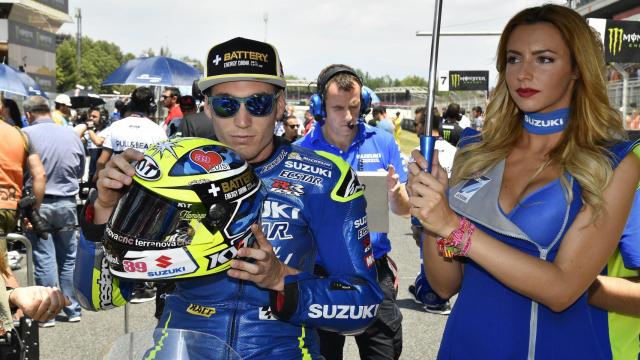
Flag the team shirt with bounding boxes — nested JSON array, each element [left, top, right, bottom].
[[297, 121, 408, 258], [102, 114, 167, 154]]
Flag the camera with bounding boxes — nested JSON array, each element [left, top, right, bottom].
[[18, 190, 51, 239]]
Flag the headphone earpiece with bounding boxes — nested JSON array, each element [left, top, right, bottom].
[[309, 93, 324, 122]]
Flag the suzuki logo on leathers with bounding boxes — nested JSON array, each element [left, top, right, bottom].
[[284, 161, 332, 177], [262, 201, 300, 219], [308, 304, 379, 320]]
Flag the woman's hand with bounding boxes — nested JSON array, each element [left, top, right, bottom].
[[408, 149, 459, 238]]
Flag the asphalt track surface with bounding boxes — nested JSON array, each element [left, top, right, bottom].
[[13, 212, 450, 360]]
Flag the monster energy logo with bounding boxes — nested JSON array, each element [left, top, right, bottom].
[[450, 74, 460, 88], [442, 129, 451, 141], [608, 27, 640, 56], [609, 27, 624, 56]]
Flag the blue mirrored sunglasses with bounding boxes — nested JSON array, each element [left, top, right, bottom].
[[208, 92, 281, 118]]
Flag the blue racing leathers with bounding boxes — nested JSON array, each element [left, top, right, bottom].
[[74, 137, 383, 359]]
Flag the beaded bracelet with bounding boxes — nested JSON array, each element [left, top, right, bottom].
[[436, 217, 476, 258]]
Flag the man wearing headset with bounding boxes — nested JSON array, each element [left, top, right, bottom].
[[296, 64, 410, 360], [75, 38, 383, 359]]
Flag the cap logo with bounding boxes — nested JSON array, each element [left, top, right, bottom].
[[212, 54, 222, 66], [189, 149, 230, 172], [223, 51, 268, 63]]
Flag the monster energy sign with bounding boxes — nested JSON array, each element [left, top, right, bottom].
[[448, 71, 489, 91], [604, 19, 640, 63]]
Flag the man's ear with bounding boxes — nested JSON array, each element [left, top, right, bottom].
[[274, 91, 286, 120]]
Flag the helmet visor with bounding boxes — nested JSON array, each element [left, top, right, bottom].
[[106, 182, 198, 250]]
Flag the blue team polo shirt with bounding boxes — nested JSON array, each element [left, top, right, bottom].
[[296, 121, 408, 258]]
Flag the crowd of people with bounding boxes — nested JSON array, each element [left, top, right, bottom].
[[0, 4, 638, 360]]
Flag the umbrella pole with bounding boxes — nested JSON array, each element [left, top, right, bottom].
[[155, 86, 162, 124], [411, 0, 444, 230], [421, 0, 444, 173]]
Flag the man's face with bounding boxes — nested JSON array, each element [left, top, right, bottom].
[[205, 81, 284, 163], [60, 104, 70, 116], [323, 81, 361, 140], [162, 91, 175, 108], [89, 110, 101, 126], [284, 117, 300, 140]]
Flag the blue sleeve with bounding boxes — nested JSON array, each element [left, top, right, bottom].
[[619, 186, 640, 269], [73, 205, 135, 311], [270, 154, 384, 333]]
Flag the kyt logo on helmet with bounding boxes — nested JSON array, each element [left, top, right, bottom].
[[102, 138, 267, 281]]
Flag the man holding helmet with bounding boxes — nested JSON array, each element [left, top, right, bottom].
[[74, 37, 382, 359]]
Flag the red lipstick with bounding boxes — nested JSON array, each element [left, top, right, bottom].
[[516, 88, 540, 98]]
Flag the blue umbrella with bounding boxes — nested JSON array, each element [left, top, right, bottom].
[[16, 71, 48, 98], [102, 56, 200, 87], [363, 86, 381, 105], [0, 64, 29, 96]]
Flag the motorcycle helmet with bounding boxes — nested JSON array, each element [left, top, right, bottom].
[[102, 137, 266, 281]]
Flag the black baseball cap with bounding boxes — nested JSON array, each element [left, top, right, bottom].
[[198, 37, 286, 92]]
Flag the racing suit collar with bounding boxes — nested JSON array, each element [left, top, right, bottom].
[[250, 135, 287, 168]]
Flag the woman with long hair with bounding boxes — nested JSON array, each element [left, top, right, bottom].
[[408, 4, 640, 359]]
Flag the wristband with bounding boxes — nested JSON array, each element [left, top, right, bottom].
[[436, 217, 476, 258]]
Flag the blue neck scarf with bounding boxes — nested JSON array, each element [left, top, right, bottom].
[[523, 108, 570, 135]]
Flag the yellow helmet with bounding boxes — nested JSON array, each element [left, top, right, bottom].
[[103, 138, 265, 281]]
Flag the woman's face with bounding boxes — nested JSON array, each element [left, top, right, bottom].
[[505, 22, 578, 114]]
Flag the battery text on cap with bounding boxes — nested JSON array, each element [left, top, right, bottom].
[[223, 51, 269, 63]]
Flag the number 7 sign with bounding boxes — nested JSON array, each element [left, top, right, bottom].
[[438, 70, 449, 92]]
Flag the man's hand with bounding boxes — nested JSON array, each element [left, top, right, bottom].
[[9, 286, 70, 322], [227, 224, 300, 291], [386, 164, 401, 194], [93, 149, 144, 224]]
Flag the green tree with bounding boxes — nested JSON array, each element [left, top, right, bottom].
[[180, 56, 204, 73], [159, 46, 171, 57], [56, 36, 136, 93], [141, 48, 156, 57], [399, 75, 428, 87]]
